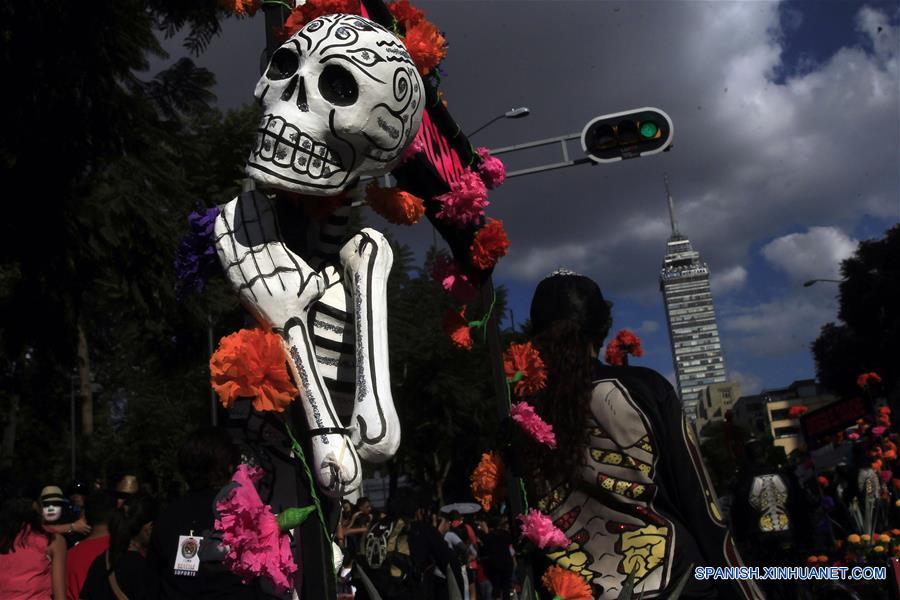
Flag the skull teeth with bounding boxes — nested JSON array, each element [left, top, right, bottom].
[[254, 115, 344, 179]]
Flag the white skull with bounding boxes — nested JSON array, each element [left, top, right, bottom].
[[248, 14, 425, 195]]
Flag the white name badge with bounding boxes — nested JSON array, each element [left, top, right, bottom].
[[173, 535, 203, 576]]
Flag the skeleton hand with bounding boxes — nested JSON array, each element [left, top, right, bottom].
[[213, 191, 325, 327], [215, 191, 362, 497]]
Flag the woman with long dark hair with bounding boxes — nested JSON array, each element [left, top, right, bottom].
[[519, 270, 763, 599], [80, 493, 157, 599], [0, 497, 67, 599]]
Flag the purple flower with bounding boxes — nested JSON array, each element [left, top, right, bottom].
[[175, 206, 221, 299]]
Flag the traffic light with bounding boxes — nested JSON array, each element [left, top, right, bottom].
[[581, 107, 673, 163]]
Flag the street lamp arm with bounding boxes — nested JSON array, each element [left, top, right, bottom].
[[803, 278, 845, 287]]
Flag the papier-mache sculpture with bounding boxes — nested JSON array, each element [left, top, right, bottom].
[[187, 0, 511, 596], [215, 13, 424, 497]]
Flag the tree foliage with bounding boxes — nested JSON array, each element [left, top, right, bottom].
[[812, 225, 900, 401], [0, 0, 261, 497]]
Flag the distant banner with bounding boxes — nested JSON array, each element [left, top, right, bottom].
[[800, 396, 869, 449]]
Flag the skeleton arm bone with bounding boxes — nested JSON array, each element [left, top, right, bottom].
[[214, 191, 362, 497], [340, 228, 401, 462]]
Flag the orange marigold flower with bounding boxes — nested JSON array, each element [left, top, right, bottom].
[[503, 342, 547, 397], [541, 565, 592, 600], [817, 555, 828, 563], [806, 555, 818, 565], [443, 306, 472, 350], [210, 328, 298, 413], [219, 0, 261, 16], [387, 0, 425, 27], [470, 219, 510, 270], [403, 19, 446, 77], [857, 372, 882, 389], [471, 452, 505, 511], [278, 0, 359, 39], [366, 183, 425, 225], [847, 534, 861, 544]]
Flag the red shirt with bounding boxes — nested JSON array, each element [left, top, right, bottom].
[[0, 527, 51, 599], [66, 534, 109, 600]]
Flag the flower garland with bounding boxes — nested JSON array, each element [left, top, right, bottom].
[[210, 328, 299, 412]]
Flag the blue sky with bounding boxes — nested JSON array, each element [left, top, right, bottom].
[[161, 1, 900, 395]]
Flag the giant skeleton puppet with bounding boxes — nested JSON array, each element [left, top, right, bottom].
[[215, 13, 423, 499]]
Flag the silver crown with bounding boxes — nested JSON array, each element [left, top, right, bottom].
[[545, 267, 581, 279]]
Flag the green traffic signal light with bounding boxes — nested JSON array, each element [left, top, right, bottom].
[[581, 107, 673, 163], [640, 120, 659, 139]]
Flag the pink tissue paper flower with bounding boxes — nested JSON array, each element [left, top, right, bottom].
[[431, 255, 478, 302], [398, 134, 426, 164], [215, 464, 297, 593], [847, 432, 860, 441], [435, 170, 489, 227], [510, 401, 557, 449], [517, 508, 569, 549], [872, 426, 887, 437], [475, 147, 506, 189]]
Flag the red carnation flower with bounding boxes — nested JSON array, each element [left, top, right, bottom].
[[443, 306, 472, 350], [857, 372, 882, 389], [605, 329, 644, 366], [788, 406, 808, 418], [503, 342, 547, 397], [470, 219, 510, 270], [387, 0, 425, 27], [277, 0, 359, 40]]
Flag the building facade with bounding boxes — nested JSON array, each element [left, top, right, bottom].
[[732, 379, 837, 456], [697, 380, 742, 434], [659, 177, 727, 420]]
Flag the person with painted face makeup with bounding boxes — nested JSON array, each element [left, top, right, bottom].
[[0, 496, 68, 599], [42, 486, 91, 542]]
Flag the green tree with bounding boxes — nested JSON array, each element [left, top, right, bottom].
[[386, 244, 507, 505], [812, 225, 900, 401]]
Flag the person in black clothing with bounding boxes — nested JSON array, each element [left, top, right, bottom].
[[356, 488, 464, 600], [143, 427, 265, 600], [478, 515, 514, 600], [81, 492, 157, 599], [519, 270, 763, 599]]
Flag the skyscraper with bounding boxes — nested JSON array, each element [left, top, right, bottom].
[[659, 176, 727, 420]]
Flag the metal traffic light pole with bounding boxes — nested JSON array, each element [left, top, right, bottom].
[[490, 107, 674, 177]]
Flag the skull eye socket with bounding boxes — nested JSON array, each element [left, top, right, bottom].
[[267, 48, 299, 80], [318, 64, 358, 106]]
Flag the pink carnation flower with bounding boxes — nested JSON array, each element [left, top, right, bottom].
[[517, 508, 569, 549], [431, 255, 478, 302], [398, 134, 426, 164], [510, 401, 557, 449], [872, 426, 887, 437], [215, 464, 297, 593], [881, 470, 893, 483], [475, 147, 506, 189], [847, 432, 860, 441], [435, 170, 489, 227]]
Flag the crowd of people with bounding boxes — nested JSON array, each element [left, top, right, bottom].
[[1, 272, 896, 600]]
